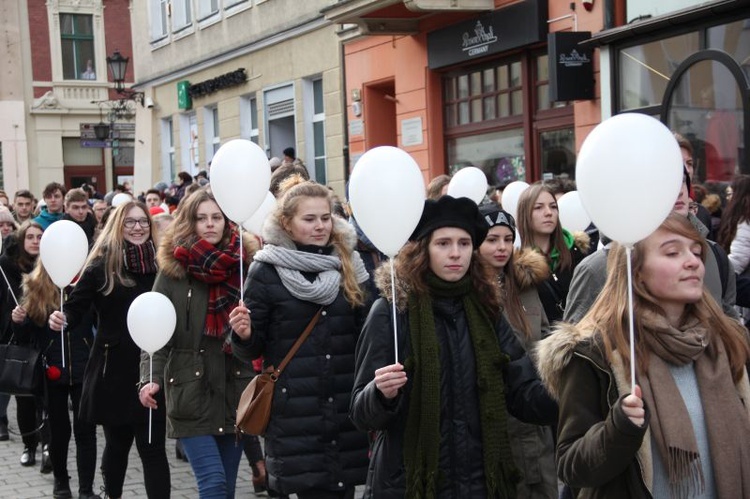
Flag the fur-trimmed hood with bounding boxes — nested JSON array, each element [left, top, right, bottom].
[[569, 229, 591, 255], [157, 227, 261, 280], [535, 322, 599, 400], [373, 262, 410, 312], [260, 212, 359, 252], [512, 248, 550, 290]]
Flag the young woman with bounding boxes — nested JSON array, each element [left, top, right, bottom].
[[516, 183, 588, 324], [477, 204, 557, 499], [717, 174, 750, 273], [537, 213, 750, 498], [49, 201, 170, 499], [13, 257, 98, 499], [0, 221, 49, 471], [229, 176, 372, 498], [350, 195, 557, 498], [138, 187, 260, 498]]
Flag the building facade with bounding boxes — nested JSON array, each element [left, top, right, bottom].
[[0, 0, 137, 197], [131, 0, 348, 196]]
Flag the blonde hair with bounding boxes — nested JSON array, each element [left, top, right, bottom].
[[579, 213, 750, 382], [21, 259, 59, 327], [276, 175, 365, 306], [84, 200, 156, 295]]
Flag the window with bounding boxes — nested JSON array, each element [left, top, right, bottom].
[[198, 0, 219, 19], [180, 113, 199, 175], [149, 0, 168, 41], [172, 0, 193, 32], [60, 14, 95, 80], [161, 118, 176, 182], [204, 106, 220, 162], [311, 78, 326, 184], [240, 95, 260, 144]]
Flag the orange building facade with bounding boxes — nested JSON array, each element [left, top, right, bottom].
[[325, 0, 606, 187]]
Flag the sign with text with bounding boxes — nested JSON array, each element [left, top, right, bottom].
[[548, 32, 595, 102], [427, 0, 547, 69], [79, 123, 136, 148]]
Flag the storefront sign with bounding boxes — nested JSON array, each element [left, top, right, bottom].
[[177, 80, 192, 110], [427, 0, 547, 69], [548, 32, 595, 102], [189, 69, 247, 99]]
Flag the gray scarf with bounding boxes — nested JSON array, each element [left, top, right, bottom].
[[253, 244, 369, 305]]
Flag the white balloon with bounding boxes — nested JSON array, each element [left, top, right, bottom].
[[557, 191, 592, 233], [349, 146, 425, 257], [127, 292, 176, 355], [242, 192, 276, 236], [447, 167, 488, 204], [501, 181, 529, 220], [40, 220, 89, 288], [112, 192, 133, 207], [210, 139, 271, 223], [577, 114, 683, 246]]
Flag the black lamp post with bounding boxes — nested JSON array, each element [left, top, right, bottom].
[[106, 49, 144, 105]]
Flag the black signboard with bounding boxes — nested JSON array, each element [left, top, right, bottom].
[[548, 32, 595, 102], [427, 0, 547, 69]]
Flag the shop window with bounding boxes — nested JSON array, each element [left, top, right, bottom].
[[618, 32, 699, 111], [149, 0, 168, 41], [60, 14, 95, 80], [447, 129, 526, 186], [204, 106, 220, 161], [180, 113, 200, 175], [240, 95, 260, 145], [708, 20, 750, 78], [626, 0, 711, 23], [161, 118, 176, 182], [540, 128, 575, 180]]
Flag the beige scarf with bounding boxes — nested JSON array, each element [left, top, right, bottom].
[[638, 310, 750, 498]]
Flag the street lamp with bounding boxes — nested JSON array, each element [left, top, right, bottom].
[[106, 49, 144, 105]]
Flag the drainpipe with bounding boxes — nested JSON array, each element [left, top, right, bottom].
[[340, 36, 351, 186]]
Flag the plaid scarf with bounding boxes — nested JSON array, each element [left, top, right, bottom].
[[173, 231, 242, 353]]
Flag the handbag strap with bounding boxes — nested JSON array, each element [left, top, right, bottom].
[[273, 307, 323, 379]]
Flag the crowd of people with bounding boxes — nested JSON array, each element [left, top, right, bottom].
[[0, 131, 749, 499]]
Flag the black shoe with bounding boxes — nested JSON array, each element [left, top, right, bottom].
[[53, 478, 73, 499], [78, 491, 101, 499], [175, 440, 188, 462], [40, 444, 52, 474], [0, 417, 8, 441], [20, 446, 36, 466]]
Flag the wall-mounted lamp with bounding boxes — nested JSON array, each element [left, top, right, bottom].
[[351, 88, 361, 102], [107, 50, 145, 106]]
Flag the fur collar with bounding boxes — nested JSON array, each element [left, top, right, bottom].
[[535, 323, 598, 401], [571, 230, 591, 254], [374, 262, 410, 312], [261, 213, 358, 251], [512, 248, 550, 290], [157, 228, 260, 280]]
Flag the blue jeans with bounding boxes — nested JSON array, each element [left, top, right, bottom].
[[180, 434, 245, 499]]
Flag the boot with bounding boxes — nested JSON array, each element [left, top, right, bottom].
[[20, 445, 36, 466], [0, 416, 8, 441], [41, 444, 53, 474], [251, 459, 267, 493], [53, 476, 73, 499]]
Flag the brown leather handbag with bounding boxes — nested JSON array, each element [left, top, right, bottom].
[[236, 308, 323, 435]]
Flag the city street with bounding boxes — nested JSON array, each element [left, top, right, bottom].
[[0, 397, 259, 498]]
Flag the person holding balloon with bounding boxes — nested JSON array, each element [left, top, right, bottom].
[[138, 187, 260, 498], [12, 256, 99, 499], [48, 201, 170, 499], [476, 204, 558, 499], [0, 221, 51, 471], [536, 213, 750, 498], [516, 183, 589, 324], [349, 195, 557, 497], [229, 176, 372, 498]]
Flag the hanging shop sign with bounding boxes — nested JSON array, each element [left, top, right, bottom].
[[548, 31, 595, 101], [427, 0, 547, 69]]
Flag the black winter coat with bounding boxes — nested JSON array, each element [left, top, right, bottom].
[[0, 237, 29, 344], [350, 296, 558, 498], [63, 259, 164, 426], [232, 258, 372, 495], [537, 237, 587, 324]]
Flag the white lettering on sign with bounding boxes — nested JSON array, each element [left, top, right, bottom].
[[462, 21, 498, 55], [558, 49, 591, 68]]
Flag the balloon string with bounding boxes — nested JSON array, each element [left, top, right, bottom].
[[239, 225, 244, 304], [389, 259, 398, 364], [149, 355, 153, 445], [0, 266, 19, 307], [60, 287, 66, 369], [626, 246, 636, 393]]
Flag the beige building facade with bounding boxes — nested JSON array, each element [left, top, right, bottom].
[[131, 0, 347, 196]]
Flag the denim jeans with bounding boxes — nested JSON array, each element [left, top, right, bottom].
[[181, 434, 245, 499]]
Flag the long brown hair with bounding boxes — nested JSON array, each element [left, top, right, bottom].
[[717, 174, 750, 252], [275, 175, 365, 307], [163, 187, 233, 252], [580, 213, 750, 382], [85, 200, 156, 295], [500, 252, 532, 338], [393, 237, 501, 319], [21, 259, 58, 327], [14, 221, 43, 273], [516, 183, 572, 271]]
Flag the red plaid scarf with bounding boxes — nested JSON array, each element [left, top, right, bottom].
[[173, 231, 242, 353]]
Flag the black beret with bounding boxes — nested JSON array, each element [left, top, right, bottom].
[[410, 196, 488, 247]]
